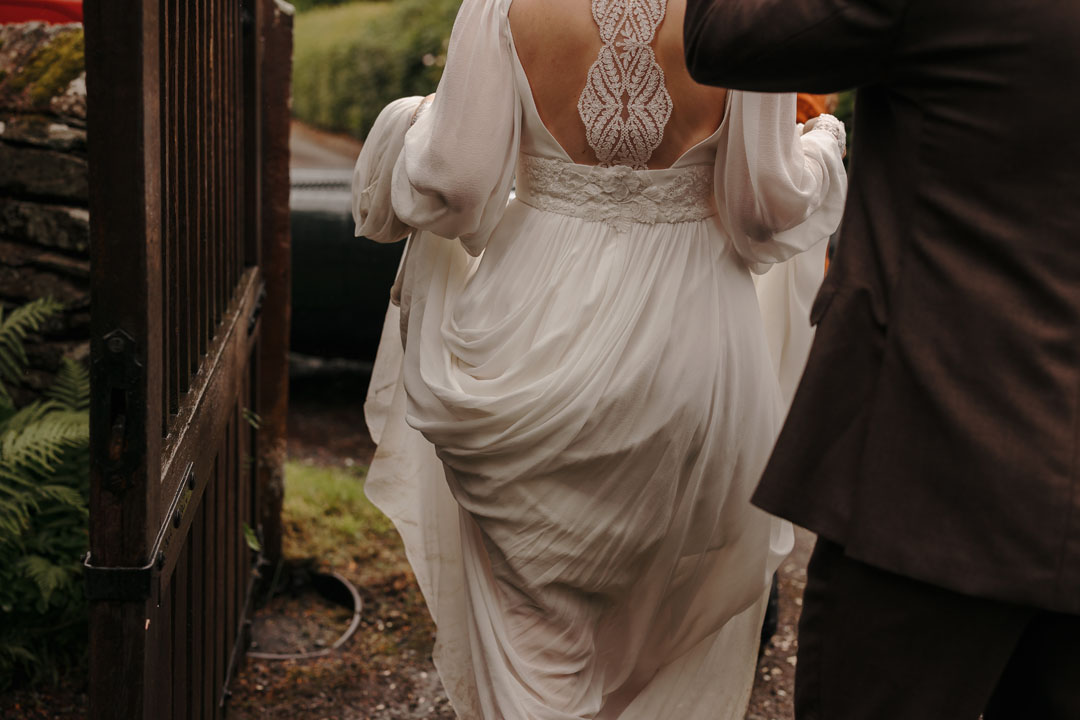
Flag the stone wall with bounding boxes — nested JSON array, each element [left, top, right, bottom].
[[0, 23, 89, 405]]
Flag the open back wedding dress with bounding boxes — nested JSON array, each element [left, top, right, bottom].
[[352, 0, 847, 717]]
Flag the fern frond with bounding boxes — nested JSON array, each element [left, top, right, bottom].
[[0, 465, 40, 492], [31, 497, 87, 518], [0, 300, 89, 689], [1, 411, 89, 478], [0, 386, 13, 419], [0, 478, 33, 499], [33, 485, 84, 508], [0, 497, 33, 538], [0, 642, 36, 665], [17, 555, 71, 606], [31, 512, 88, 534], [0, 298, 63, 390], [0, 400, 69, 435], [45, 359, 90, 412]]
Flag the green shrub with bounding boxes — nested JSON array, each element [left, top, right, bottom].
[[833, 90, 855, 164], [292, 0, 462, 140], [0, 298, 90, 689], [291, 0, 388, 13]]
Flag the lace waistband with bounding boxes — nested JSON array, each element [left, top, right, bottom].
[[515, 155, 716, 231]]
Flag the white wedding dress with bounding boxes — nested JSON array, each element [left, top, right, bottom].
[[352, 1, 847, 717]]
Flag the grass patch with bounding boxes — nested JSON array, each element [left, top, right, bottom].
[[228, 459, 443, 718], [282, 461, 408, 585], [279, 459, 436, 654]]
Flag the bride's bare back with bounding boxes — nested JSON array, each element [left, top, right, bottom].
[[508, 0, 728, 169]]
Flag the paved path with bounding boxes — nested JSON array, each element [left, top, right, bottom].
[[290, 120, 363, 170]]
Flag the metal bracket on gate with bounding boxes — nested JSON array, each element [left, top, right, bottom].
[[83, 462, 195, 602], [83, 551, 161, 602]]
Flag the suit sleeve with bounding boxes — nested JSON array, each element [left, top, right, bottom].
[[684, 0, 911, 93]]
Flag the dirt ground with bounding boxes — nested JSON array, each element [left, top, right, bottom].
[[0, 678, 87, 720]]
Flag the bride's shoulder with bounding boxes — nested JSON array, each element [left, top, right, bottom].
[[507, 0, 596, 40], [507, 0, 599, 64]]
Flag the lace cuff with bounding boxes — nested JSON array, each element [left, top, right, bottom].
[[804, 114, 846, 158]]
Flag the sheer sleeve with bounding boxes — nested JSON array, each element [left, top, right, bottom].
[[352, 0, 520, 256], [716, 90, 847, 274], [353, 96, 424, 244]]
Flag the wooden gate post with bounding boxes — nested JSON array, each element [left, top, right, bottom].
[[83, 1, 163, 717], [256, 0, 293, 568]]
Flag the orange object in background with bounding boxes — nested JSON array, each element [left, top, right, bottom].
[[0, 0, 82, 24], [796, 93, 836, 124]]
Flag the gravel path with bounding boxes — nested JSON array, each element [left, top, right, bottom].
[[747, 528, 814, 719]]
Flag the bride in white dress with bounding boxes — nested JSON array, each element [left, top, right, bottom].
[[352, 0, 847, 717]]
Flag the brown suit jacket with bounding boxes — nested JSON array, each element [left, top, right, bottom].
[[685, 0, 1080, 615]]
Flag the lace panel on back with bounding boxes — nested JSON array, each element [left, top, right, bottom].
[[577, 0, 673, 170]]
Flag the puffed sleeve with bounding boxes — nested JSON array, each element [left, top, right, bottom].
[[716, 90, 846, 274], [352, 96, 424, 244], [352, 0, 520, 256]]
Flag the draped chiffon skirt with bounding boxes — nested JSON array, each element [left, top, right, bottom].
[[364, 199, 804, 719]]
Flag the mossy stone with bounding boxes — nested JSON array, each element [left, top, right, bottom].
[[7, 29, 84, 105]]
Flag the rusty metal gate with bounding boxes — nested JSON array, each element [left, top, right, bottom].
[[82, 1, 292, 718]]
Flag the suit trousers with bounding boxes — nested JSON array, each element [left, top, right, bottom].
[[795, 538, 1080, 720]]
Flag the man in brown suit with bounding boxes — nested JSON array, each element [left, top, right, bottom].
[[684, 1, 1080, 718]]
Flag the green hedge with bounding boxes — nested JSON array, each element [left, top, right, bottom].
[[292, 0, 462, 140], [291, 0, 378, 13]]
